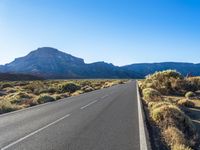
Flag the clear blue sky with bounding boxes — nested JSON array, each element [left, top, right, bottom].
[[0, 0, 200, 66]]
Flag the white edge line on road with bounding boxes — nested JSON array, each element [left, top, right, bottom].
[[1, 114, 71, 150], [80, 100, 98, 110], [136, 82, 148, 150]]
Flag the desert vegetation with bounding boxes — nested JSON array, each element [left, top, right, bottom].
[[0, 79, 126, 114], [139, 70, 200, 150]]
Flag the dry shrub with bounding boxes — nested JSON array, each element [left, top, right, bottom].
[[172, 144, 193, 150], [185, 92, 196, 99], [71, 90, 84, 96], [0, 100, 19, 114], [140, 70, 183, 95], [101, 82, 114, 88], [59, 83, 81, 93], [149, 101, 172, 110], [23, 99, 38, 107], [163, 127, 187, 147], [37, 95, 56, 104], [187, 77, 200, 91], [177, 99, 195, 108], [142, 88, 162, 102], [81, 85, 94, 92], [151, 104, 195, 136], [0, 83, 13, 89]]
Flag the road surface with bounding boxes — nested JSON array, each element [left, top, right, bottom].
[[0, 81, 140, 150]]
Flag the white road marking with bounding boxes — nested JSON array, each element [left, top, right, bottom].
[[80, 100, 98, 110], [136, 82, 149, 150], [1, 114, 71, 150]]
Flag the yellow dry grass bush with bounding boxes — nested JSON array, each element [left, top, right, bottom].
[[185, 92, 196, 99], [149, 101, 172, 110], [37, 95, 56, 104], [172, 144, 193, 150], [142, 88, 162, 102], [163, 127, 187, 147], [0, 100, 19, 114], [71, 90, 84, 96], [151, 104, 195, 135], [177, 99, 195, 108], [140, 70, 183, 95]]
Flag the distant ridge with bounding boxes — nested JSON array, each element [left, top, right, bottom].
[[0, 47, 139, 79], [0, 47, 200, 79], [122, 62, 200, 77], [0, 73, 44, 81]]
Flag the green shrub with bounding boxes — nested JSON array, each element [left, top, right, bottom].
[[185, 92, 196, 99], [60, 83, 80, 93], [142, 88, 162, 102], [37, 95, 56, 104]]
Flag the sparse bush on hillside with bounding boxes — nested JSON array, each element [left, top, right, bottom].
[[185, 92, 196, 99], [37, 95, 56, 104], [142, 88, 162, 102]]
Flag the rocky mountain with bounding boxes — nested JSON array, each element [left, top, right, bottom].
[[122, 62, 200, 77], [0, 47, 139, 79], [1, 47, 200, 79]]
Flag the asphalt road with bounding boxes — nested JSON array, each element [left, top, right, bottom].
[[0, 80, 140, 150]]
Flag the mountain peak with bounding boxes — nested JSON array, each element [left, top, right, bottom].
[[0, 47, 137, 79], [32, 47, 59, 53]]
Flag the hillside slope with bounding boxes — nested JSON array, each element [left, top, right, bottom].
[[0, 47, 139, 79]]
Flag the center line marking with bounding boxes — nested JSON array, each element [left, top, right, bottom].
[[80, 100, 98, 110], [1, 114, 71, 150]]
